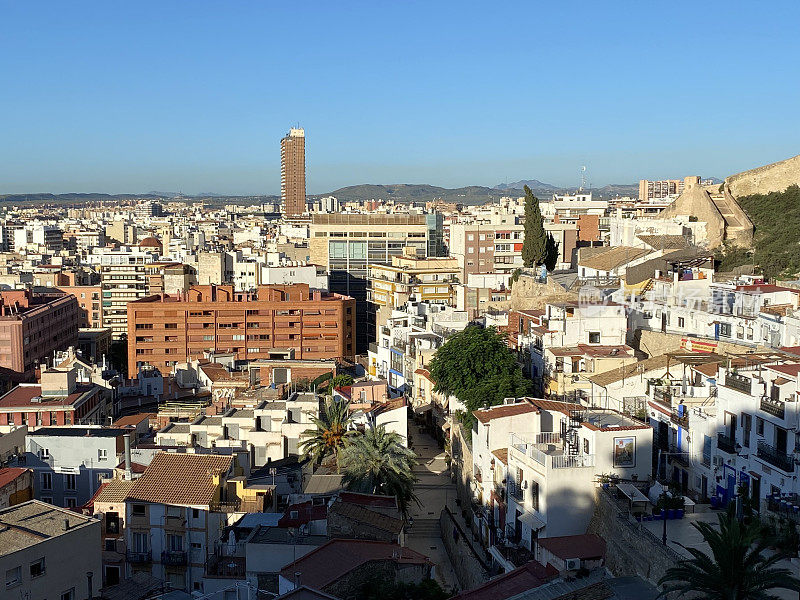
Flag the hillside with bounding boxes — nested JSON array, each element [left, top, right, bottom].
[[731, 184, 800, 279], [320, 184, 525, 205], [494, 179, 557, 191]]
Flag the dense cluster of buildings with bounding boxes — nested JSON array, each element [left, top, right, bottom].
[[1, 131, 799, 599]]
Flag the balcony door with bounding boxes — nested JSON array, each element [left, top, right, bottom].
[[775, 427, 787, 454]]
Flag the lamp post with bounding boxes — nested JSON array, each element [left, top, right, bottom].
[[86, 571, 93, 600]]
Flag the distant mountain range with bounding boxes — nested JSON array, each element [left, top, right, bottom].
[[494, 179, 558, 191]]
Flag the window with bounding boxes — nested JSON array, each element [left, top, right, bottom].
[[132, 504, 146, 516], [39, 447, 50, 460], [50, 412, 57, 425], [192, 508, 200, 519], [66, 497, 77, 509], [588, 332, 601, 344], [165, 323, 178, 329], [29, 557, 45, 578], [61, 589, 75, 600], [41, 472, 52, 490], [756, 417, 764, 436], [64, 473, 77, 490], [98, 448, 108, 461], [677, 317, 685, 328], [167, 534, 183, 552], [719, 323, 732, 338], [132, 532, 148, 553], [5, 566, 21, 588], [583, 438, 590, 454]]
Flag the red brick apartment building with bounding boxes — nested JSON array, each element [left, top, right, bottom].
[[127, 284, 355, 375], [0, 290, 79, 376], [56, 285, 103, 327]]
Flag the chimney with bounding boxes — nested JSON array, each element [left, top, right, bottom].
[[123, 434, 132, 478], [63, 518, 70, 531]]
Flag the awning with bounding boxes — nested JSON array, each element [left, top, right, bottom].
[[518, 511, 546, 531], [414, 403, 433, 414]]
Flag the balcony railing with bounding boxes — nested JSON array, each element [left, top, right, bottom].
[[551, 454, 595, 469], [670, 412, 689, 429], [161, 551, 188, 566], [724, 373, 751, 394], [760, 396, 785, 419], [509, 482, 524, 502], [757, 440, 795, 473], [206, 555, 246, 578], [126, 550, 152, 563], [717, 433, 737, 454]]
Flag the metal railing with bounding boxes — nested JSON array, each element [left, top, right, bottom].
[[757, 440, 794, 473], [126, 550, 152, 563], [760, 396, 785, 419], [552, 454, 595, 469], [724, 372, 751, 394], [535, 432, 562, 445], [161, 551, 188, 566], [717, 433, 737, 454]]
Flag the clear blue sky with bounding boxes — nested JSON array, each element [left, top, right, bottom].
[[2, 1, 799, 195]]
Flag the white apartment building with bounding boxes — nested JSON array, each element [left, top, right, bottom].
[[0, 500, 102, 600]]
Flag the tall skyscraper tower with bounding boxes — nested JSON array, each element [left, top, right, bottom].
[[281, 127, 306, 217]]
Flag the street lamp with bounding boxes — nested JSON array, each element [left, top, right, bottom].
[[86, 571, 94, 600]]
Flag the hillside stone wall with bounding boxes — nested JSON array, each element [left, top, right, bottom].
[[726, 154, 800, 198]]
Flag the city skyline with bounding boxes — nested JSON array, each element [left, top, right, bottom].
[[1, 2, 799, 195]]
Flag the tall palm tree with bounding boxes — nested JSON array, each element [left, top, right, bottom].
[[299, 398, 355, 467], [659, 506, 800, 599], [338, 425, 419, 518]]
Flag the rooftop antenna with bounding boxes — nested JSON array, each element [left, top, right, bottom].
[[580, 166, 587, 192]]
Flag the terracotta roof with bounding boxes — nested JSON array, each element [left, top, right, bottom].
[[452, 560, 557, 600], [773, 376, 791, 386], [692, 362, 720, 378], [280, 539, 430, 590], [578, 246, 651, 272], [127, 453, 232, 506], [588, 355, 671, 387], [537, 533, 607, 560], [0, 384, 97, 408], [329, 499, 403, 535], [767, 363, 800, 377], [474, 402, 537, 424], [491, 448, 508, 465], [338, 492, 397, 509], [95, 478, 136, 503], [780, 346, 800, 357], [526, 398, 584, 413], [735, 284, 797, 294], [278, 501, 328, 527], [113, 414, 153, 428], [0, 467, 29, 489], [115, 461, 148, 473]]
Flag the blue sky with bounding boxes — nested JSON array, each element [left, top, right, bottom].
[[2, 1, 799, 195]]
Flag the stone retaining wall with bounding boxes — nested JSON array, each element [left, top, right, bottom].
[[439, 507, 490, 593]]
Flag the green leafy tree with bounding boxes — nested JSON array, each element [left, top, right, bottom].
[[428, 326, 533, 425], [338, 425, 418, 518], [544, 233, 560, 272], [522, 185, 547, 267], [299, 398, 356, 467], [332, 373, 354, 388], [658, 506, 800, 599]]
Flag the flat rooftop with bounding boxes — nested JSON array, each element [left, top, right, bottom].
[[30, 426, 127, 438], [0, 500, 98, 556]]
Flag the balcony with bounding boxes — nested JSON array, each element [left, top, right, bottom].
[[757, 440, 795, 473], [724, 372, 751, 394], [670, 412, 689, 429], [760, 396, 785, 419], [161, 551, 188, 566], [206, 555, 246, 579], [126, 550, 152, 563], [510, 433, 595, 470], [717, 433, 737, 455], [510, 482, 524, 502]]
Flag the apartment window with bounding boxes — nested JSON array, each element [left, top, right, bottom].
[[132, 504, 146, 516], [719, 323, 732, 338], [192, 508, 200, 519], [98, 448, 108, 461], [39, 447, 50, 460], [167, 534, 184, 552], [588, 332, 601, 344], [41, 472, 52, 490], [677, 317, 685, 328], [66, 497, 77, 509], [132, 532, 148, 553], [50, 412, 57, 425], [29, 557, 45, 578], [105, 538, 116, 551], [583, 438, 590, 454], [64, 474, 77, 490], [165, 323, 178, 329], [756, 417, 764, 436], [61, 588, 75, 600], [5, 566, 21, 588]]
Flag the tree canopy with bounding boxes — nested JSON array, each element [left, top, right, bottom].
[[522, 185, 547, 267], [428, 326, 533, 425], [339, 425, 418, 518], [299, 398, 356, 468], [544, 232, 559, 271]]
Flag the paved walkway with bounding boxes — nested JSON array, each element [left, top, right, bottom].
[[405, 420, 459, 592]]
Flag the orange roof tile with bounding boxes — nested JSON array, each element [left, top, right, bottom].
[[127, 452, 232, 507]]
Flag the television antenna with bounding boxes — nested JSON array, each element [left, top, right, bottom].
[[580, 166, 587, 192]]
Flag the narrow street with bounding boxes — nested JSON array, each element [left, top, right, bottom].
[[405, 419, 459, 592]]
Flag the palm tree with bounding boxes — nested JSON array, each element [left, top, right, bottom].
[[338, 425, 419, 518], [299, 398, 356, 467], [659, 506, 800, 599]]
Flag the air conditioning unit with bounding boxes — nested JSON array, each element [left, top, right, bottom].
[[713, 456, 724, 467], [565, 558, 581, 571]]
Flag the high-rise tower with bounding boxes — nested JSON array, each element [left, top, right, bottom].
[[281, 127, 306, 217]]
